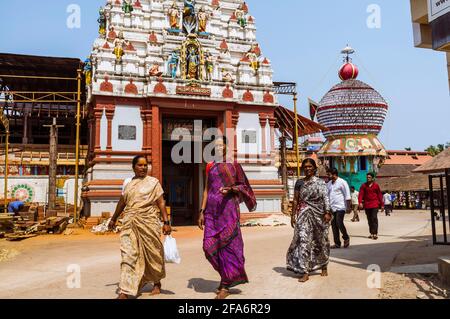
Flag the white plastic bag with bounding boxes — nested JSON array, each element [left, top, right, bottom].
[[164, 235, 181, 264]]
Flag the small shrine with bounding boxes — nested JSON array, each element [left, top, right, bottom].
[[316, 46, 389, 189]]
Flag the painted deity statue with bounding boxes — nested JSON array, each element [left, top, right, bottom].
[[83, 58, 93, 85], [197, 6, 209, 33], [168, 50, 180, 79], [98, 7, 107, 36], [186, 46, 200, 80], [149, 64, 163, 77], [246, 51, 260, 73], [113, 32, 127, 63], [168, 2, 181, 30], [122, 0, 134, 14], [204, 50, 214, 81], [235, 5, 247, 28], [183, 0, 198, 34]]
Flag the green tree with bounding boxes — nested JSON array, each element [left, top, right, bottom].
[[405, 147, 412, 151], [426, 144, 448, 156]]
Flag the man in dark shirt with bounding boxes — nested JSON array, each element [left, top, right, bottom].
[[359, 173, 383, 240]]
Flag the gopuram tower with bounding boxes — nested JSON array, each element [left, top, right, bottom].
[[83, 0, 283, 223]]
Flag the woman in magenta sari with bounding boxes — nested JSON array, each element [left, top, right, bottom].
[[198, 137, 257, 299]]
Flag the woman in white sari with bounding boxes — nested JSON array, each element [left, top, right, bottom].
[[109, 156, 172, 299]]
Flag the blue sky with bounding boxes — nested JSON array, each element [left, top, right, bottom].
[[1, 0, 449, 150]]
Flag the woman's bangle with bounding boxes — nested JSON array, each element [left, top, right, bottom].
[[163, 221, 170, 226]]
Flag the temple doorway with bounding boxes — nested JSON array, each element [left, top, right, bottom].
[[161, 116, 217, 226]]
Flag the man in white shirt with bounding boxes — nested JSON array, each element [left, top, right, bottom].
[[350, 186, 360, 222], [383, 192, 392, 216], [327, 168, 352, 249]]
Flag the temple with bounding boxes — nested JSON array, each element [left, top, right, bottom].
[[84, 0, 285, 224]]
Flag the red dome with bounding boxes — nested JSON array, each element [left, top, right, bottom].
[[339, 63, 359, 81]]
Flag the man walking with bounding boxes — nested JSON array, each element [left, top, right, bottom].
[[327, 168, 352, 249], [359, 173, 384, 240], [350, 186, 360, 222], [383, 192, 393, 216]]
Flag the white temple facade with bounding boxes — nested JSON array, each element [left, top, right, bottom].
[[83, 0, 283, 224]]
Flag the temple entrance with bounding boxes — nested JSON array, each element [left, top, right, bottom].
[[161, 116, 217, 226]]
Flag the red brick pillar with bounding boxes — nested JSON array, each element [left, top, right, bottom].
[[231, 111, 240, 160], [151, 105, 162, 181], [141, 109, 152, 153], [93, 108, 103, 151], [105, 109, 115, 151]]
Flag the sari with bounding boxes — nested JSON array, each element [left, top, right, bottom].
[[119, 176, 165, 297], [203, 162, 256, 288], [287, 176, 331, 274]]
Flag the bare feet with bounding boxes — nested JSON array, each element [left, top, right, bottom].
[[298, 274, 309, 283], [149, 283, 162, 296], [215, 288, 230, 300], [321, 267, 329, 277], [117, 293, 129, 300]]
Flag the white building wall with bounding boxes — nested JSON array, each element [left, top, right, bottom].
[[112, 105, 143, 152], [0, 177, 81, 205], [237, 112, 261, 155]]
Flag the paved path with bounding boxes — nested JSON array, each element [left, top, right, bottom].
[[0, 211, 431, 299]]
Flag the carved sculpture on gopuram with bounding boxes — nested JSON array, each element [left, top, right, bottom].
[[246, 43, 262, 73], [168, 2, 181, 32], [235, 4, 247, 28], [149, 64, 163, 77], [83, 58, 93, 85], [197, 6, 210, 34], [204, 50, 214, 81], [113, 32, 127, 63], [183, 0, 198, 35], [181, 35, 205, 81], [168, 49, 181, 79], [98, 7, 107, 37], [122, 0, 134, 14]]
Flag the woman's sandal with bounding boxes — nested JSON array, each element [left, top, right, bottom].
[[215, 288, 230, 300], [150, 283, 162, 296], [298, 274, 310, 283]]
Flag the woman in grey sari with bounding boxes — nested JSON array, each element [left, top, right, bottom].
[[287, 158, 332, 283]]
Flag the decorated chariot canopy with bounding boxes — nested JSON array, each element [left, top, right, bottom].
[[318, 135, 387, 157], [317, 46, 388, 157]]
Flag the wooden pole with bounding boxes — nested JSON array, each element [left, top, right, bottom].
[[3, 131, 9, 214], [44, 118, 62, 211], [74, 69, 82, 225], [293, 93, 301, 178], [280, 134, 288, 214]]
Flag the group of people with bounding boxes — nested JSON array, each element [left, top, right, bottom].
[[287, 159, 386, 282], [108, 137, 255, 300], [106, 136, 387, 299]]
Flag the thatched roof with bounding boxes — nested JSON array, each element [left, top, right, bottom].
[[377, 175, 446, 192], [414, 148, 450, 174], [377, 164, 419, 178]]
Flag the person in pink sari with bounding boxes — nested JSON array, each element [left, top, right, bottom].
[[198, 137, 257, 299]]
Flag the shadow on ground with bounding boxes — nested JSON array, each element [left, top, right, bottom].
[[187, 278, 242, 295]]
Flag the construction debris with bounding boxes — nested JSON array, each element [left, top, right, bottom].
[[91, 218, 121, 235], [241, 214, 290, 227]]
